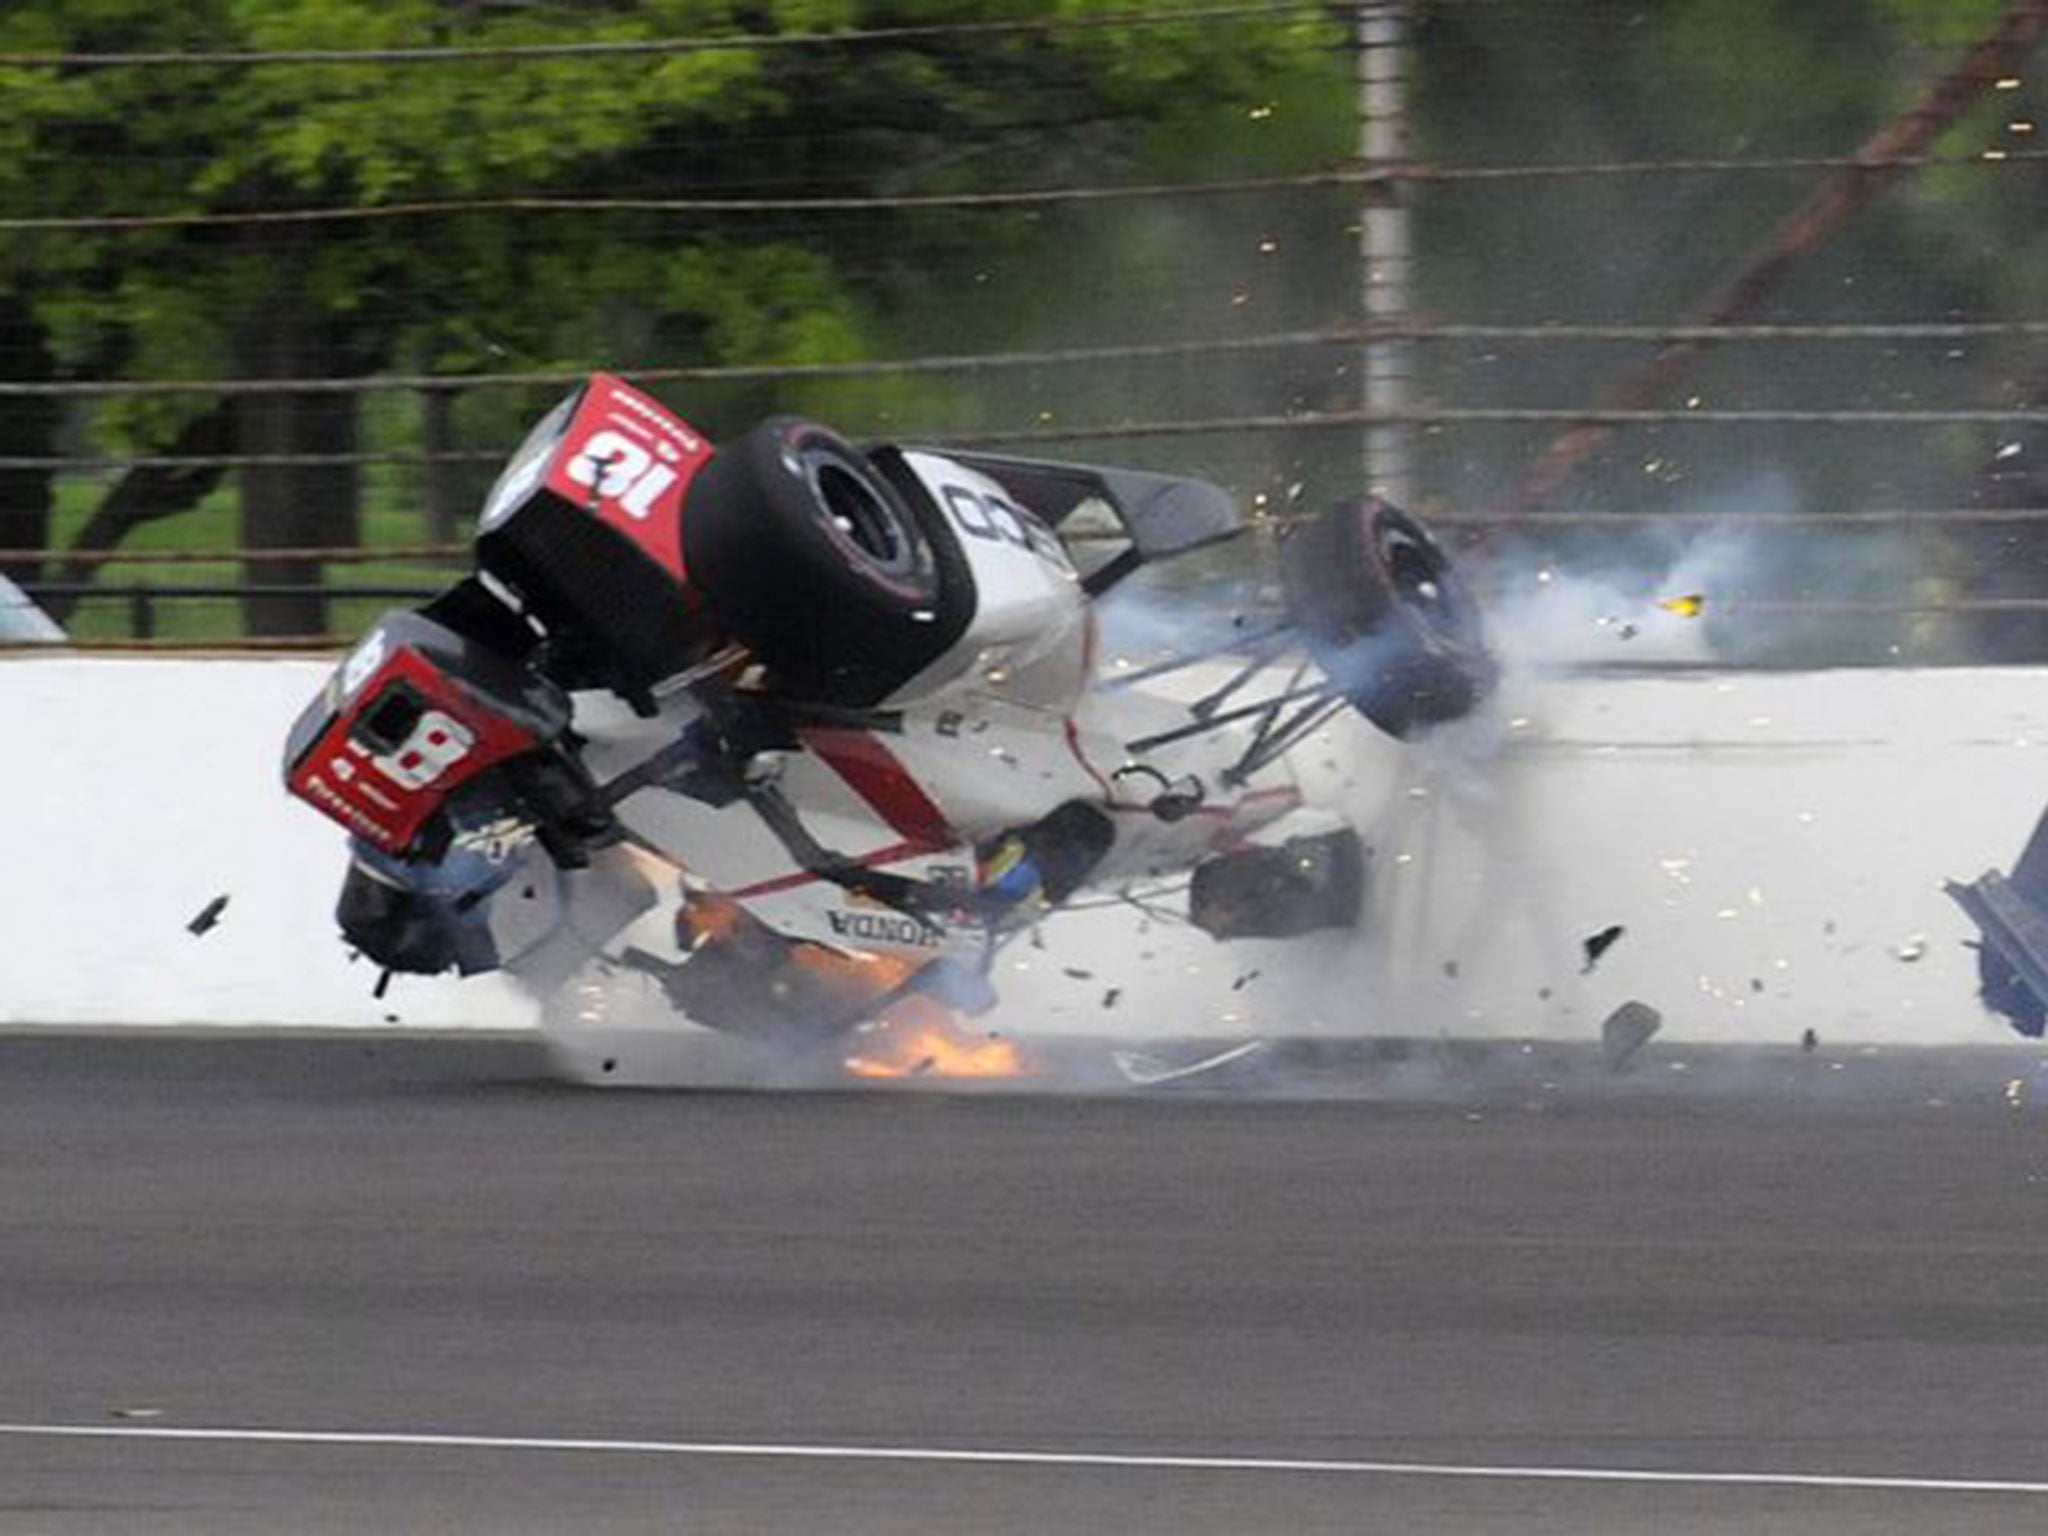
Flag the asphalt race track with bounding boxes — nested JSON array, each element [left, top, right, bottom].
[[2, 1032, 2048, 1534]]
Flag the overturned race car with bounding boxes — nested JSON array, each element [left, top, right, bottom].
[[283, 374, 1496, 1077]]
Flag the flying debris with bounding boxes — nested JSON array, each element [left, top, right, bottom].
[[1600, 1001, 1661, 1072], [1801, 1027, 1819, 1054], [185, 894, 229, 937], [1949, 805, 2048, 1037], [1658, 593, 1707, 618], [1581, 924, 1626, 973]]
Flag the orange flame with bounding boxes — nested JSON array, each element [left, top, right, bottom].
[[843, 995, 1027, 1080]]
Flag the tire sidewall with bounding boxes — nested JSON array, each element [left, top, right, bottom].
[[1282, 496, 1495, 737], [683, 418, 971, 704], [769, 420, 941, 609]]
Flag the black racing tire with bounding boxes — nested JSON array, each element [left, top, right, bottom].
[[682, 418, 972, 705], [1279, 497, 1496, 739]]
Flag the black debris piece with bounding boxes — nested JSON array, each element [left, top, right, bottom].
[[1800, 1027, 1819, 1054], [1750, 977, 1765, 993], [1102, 987, 1122, 1010], [1600, 1000, 1661, 1073], [1581, 924, 1626, 973], [1231, 969, 1262, 991], [383, 1013, 400, 1025], [186, 894, 230, 937], [1062, 967, 1094, 981], [1442, 959, 1460, 980], [1537, 986, 1553, 1002], [373, 969, 394, 1000]]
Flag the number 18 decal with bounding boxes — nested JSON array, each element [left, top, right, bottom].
[[567, 429, 678, 521], [374, 710, 476, 791]]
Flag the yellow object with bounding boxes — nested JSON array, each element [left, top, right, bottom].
[[1658, 593, 1706, 618]]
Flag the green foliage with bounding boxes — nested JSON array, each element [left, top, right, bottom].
[[0, 0, 1345, 397], [0, 0, 1349, 634]]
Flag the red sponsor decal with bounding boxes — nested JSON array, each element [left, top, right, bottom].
[[798, 727, 958, 851], [725, 839, 939, 901], [287, 642, 539, 855], [542, 373, 714, 582]]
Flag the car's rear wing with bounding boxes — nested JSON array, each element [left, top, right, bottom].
[[901, 447, 1243, 594]]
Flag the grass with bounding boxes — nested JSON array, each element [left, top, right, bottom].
[[41, 400, 475, 645]]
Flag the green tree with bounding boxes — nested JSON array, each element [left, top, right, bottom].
[[0, 0, 1343, 634]]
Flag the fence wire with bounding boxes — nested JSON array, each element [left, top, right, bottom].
[[7, 3, 2048, 656], [0, 2, 1346, 69], [3, 322, 2047, 401], [4, 148, 2042, 234]]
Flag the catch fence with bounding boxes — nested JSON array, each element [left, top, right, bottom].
[[3, 0, 2045, 663]]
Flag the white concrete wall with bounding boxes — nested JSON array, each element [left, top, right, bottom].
[[0, 657, 532, 1031], [2, 654, 2040, 1044]]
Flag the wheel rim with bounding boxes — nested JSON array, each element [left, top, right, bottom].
[[797, 444, 931, 594], [817, 462, 905, 564], [1374, 511, 1476, 650]]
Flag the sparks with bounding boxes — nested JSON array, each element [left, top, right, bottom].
[[843, 997, 1027, 1080]]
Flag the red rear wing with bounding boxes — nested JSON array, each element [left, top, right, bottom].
[[286, 622, 552, 855]]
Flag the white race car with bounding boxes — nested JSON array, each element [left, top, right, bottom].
[[283, 374, 1495, 1074]]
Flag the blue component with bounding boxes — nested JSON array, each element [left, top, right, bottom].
[[983, 855, 1043, 907], [340, 788, 537, 976]]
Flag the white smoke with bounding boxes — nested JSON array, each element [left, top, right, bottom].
[[1472, 467, 1941, 676], [1477, 473, 1809, 676]]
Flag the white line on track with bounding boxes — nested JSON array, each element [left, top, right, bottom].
[[0, 1424, 2043, 1497]]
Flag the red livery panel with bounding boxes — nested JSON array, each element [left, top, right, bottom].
[[287, 633, 543, 855], [541, 373, 714, 583]]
